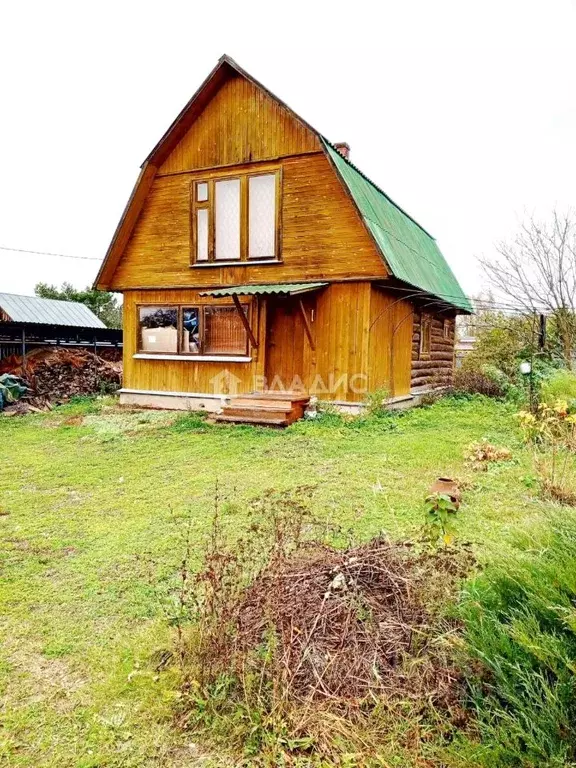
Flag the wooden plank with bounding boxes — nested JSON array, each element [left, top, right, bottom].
[[232, 294, 258, 348], [95, 162, 157, 289], [298, 299, 315, 351], [158, 74, 321, 174]]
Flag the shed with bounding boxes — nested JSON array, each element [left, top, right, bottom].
[[0, 292, 122, 360]]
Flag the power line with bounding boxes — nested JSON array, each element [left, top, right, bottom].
[[0, 245, 102, 261]]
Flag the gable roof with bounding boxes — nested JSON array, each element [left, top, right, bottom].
[[0, 292, 106, 328], [95, 55, 471, 313]]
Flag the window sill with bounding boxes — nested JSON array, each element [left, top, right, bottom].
[[190, 259, 281, 268], [133, 353, 252, 363]]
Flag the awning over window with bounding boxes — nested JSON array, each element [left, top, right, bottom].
[[199, 282, 328, 298]]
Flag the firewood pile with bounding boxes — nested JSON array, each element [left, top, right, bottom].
[[0, 348, 122, 410], [227, 538, 470, 709]]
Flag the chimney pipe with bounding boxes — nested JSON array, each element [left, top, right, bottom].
[[334, 142, 350, 159]]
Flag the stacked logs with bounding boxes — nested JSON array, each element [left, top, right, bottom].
[[0, 348, 122, 402], [411, 312, 456, 389]]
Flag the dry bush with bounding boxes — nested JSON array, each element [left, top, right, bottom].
[[451, 369, 507, 398], [174, 488, 473, 764], [465, 439, 513, 470]]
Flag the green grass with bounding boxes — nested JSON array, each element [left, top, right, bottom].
[[0, 395, 562, 766], [454, 511, 576, 767]]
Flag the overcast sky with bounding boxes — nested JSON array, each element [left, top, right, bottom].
[[1, 0, 575, 298]]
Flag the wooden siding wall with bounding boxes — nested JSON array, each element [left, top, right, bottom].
[[110, 152, 387, 290], [122, 289, 265, 395], [159, 74, 321, 174], [369, 287, 413, 397], [314, 283, 371, 401], [123, 284, 415, 404], [411, 312, 456, 389]]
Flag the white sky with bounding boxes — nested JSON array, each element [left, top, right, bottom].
[[1, 0, 575, 298]]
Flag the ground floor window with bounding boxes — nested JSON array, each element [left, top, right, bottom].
[[138, 304, 249, 356], [420, 315, 432, 358]]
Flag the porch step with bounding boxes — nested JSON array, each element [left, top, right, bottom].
[[214, 415, 290, 427], [240, 391, 310, 403], [230, 397, 295, 410], [214, 391, 310, 427]]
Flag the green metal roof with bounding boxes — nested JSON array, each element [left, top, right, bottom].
[[323, 140, 472, 313], [200, 282, 328, 298]]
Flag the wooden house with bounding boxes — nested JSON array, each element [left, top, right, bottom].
[[95, 55, 471, 423]]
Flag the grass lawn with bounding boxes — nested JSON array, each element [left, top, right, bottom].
[[0, 396, 559, 767]]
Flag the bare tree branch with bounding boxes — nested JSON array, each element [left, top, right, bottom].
[[479, 209, 576, 367]]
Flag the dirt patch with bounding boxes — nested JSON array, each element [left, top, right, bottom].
[[6, 647, 88, 712]]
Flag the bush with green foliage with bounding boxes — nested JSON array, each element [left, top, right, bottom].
[[462, 312, 537, 379]]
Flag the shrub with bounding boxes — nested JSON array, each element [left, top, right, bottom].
[[451, 369, 507, 398], [518, 401, 576, 505], [462, 312, 536, 379]]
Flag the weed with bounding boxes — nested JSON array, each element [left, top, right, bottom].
[[541, 369, 576, 407], [171, 411, 212, 432], [364, 387, 391, 417], [423, 493, 459, 546], [518, 400, 576, 504]]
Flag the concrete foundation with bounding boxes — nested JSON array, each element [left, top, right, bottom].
[[119, 388, 228, 412]]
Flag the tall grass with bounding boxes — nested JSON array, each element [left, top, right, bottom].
[[457, 512, 576, 767], [541, 369, 576, 406]]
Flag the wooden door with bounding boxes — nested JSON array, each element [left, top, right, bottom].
[[265, 296, 315, 392]]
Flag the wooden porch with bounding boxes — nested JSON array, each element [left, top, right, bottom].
[[214, 391, 310, 427]]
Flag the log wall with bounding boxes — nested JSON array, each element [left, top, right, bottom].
[[411, 311, 456, 390]]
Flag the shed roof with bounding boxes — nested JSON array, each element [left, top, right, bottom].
[[323, 141, 472, 313], [0, 292, 106, 328], [200, 282, 328, 298]]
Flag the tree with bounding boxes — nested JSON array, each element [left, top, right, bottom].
[[34, 282, 122, 329], [479, 210, 576, 369], [462, 311, 537, 378]]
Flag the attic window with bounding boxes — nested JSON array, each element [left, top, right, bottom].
[[191, 170, 280, 264]]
